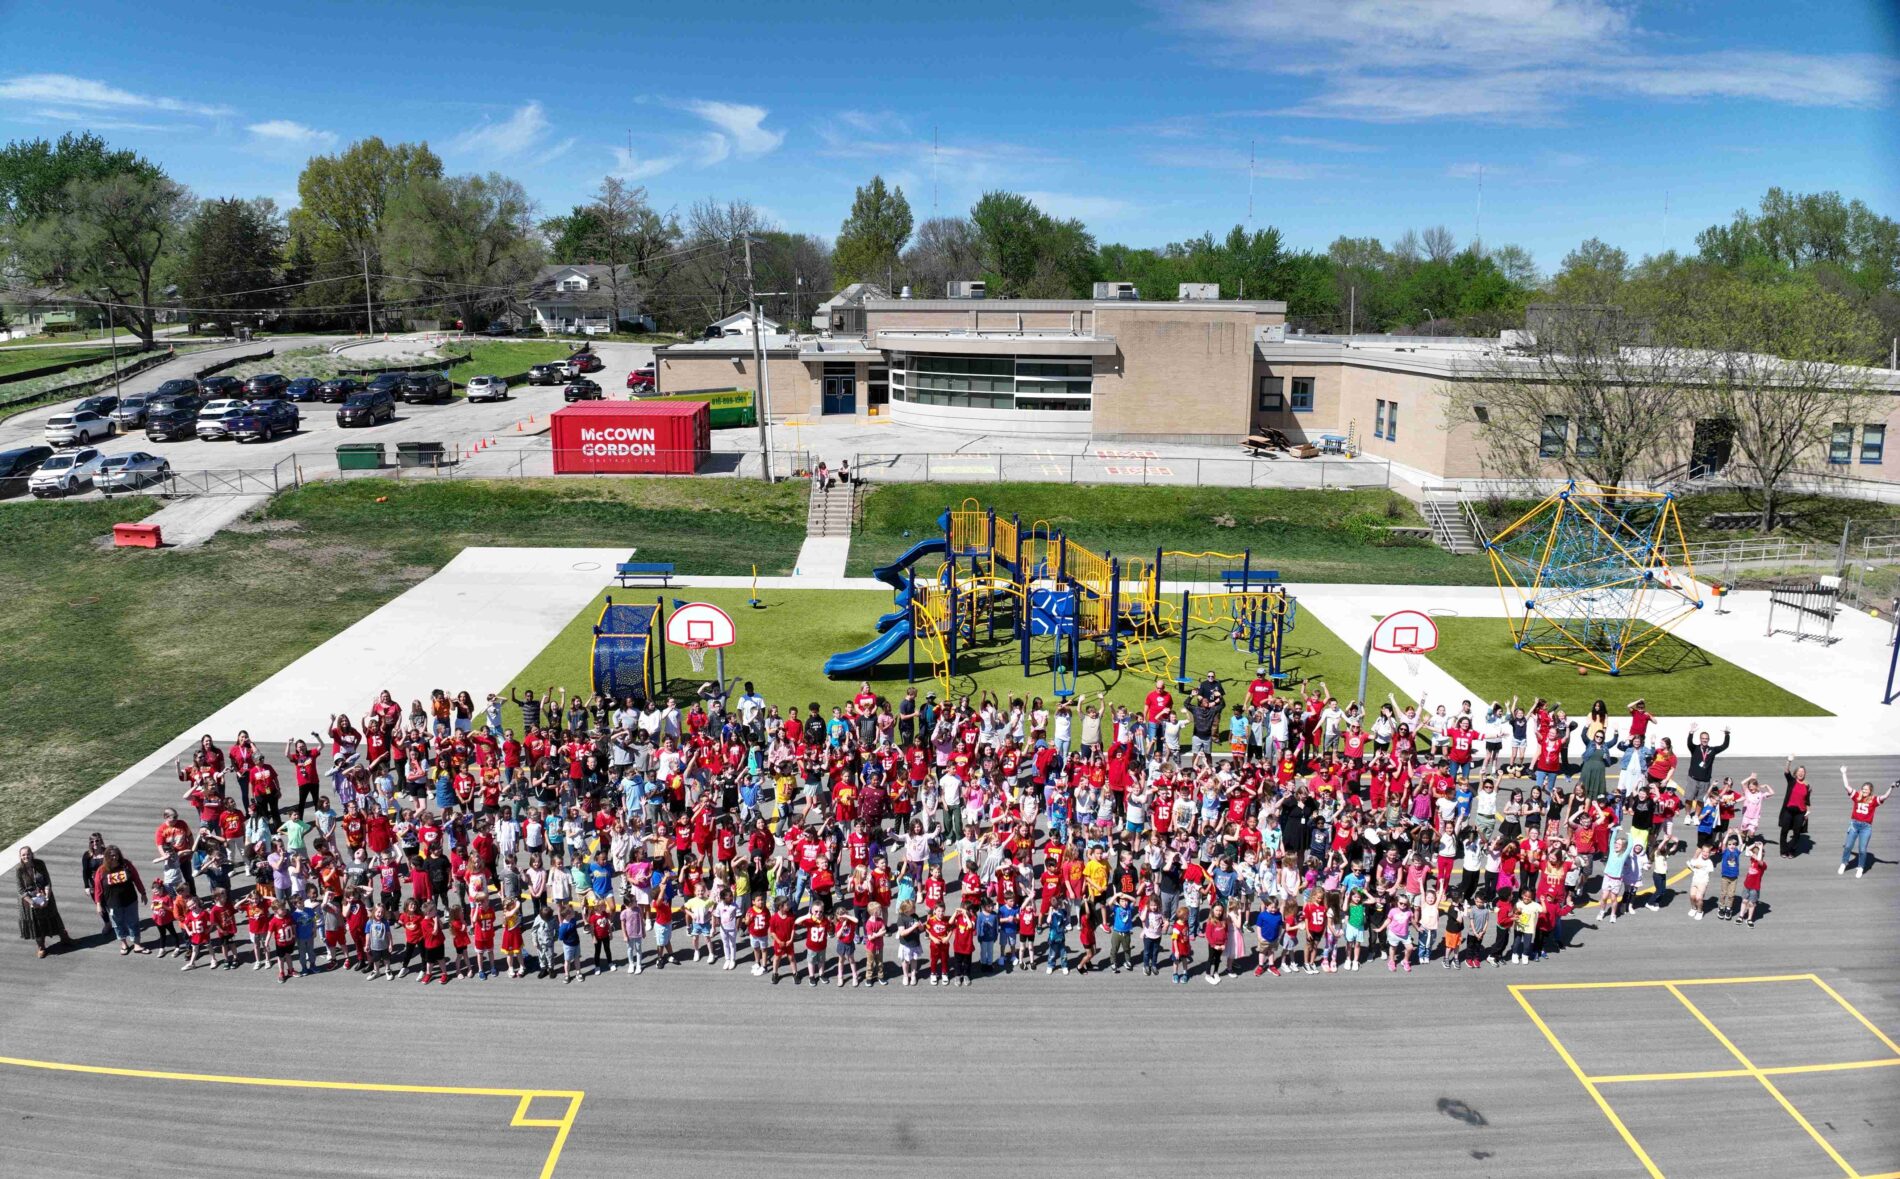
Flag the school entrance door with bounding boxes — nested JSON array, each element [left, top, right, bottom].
[[1690, 419, 1733, 478], [821, 374, 856, 415]]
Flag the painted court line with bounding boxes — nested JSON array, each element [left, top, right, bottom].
[[1513, 974, 1900, 1179], [1664, 983, 1858, 1177], [0, 1055, 582, 1179]]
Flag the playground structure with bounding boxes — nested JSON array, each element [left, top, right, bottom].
[[823, 498, 1297, 698], [1764, 577, 1841, 645], [590, 599, 657, 700], [1485, 482, 1703, 675]]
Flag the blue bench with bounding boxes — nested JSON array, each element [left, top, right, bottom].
[[1220, 569, 1279, 589], [615, 561, 675, 587]]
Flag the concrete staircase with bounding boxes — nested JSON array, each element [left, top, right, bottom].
[[1421, 496, 1482, 555], [805, 481, 855, 538], [794, 481, 855, 578]]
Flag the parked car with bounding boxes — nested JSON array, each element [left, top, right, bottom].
[[144, 394, 205, 441], [465, 375, 509, 402], [109, 393, 154, 430], [483, 321, 512, 336], [231, 399, 300, 442], [73, 393, 120, 418], [45, 409, 114, 447], [0, 444, 54, 496], [244, 373, 290, 399], [195, 399, 250, 441], [626, 365, 656, 392], [316, 377, 362, 404], [200, 376, 245, 401], [366, 372, 407, 399], [285, 377, 325, 403], [151, 378, 202, 402], [527, 363, 566, 386], [399, 372, 453, 404], [95, 450, 172, 492], [563, 379, 604, 402], [27, 447, 105, 497], [336, 389, 397, 427], [563, 351, 604, 375]]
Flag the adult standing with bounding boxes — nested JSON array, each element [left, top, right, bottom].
[[1838, 770, 1893, 879], [1684, 726, 1731, 803], [91, 845, 150, 954], [1778, 758, 1812, 859], [79, 832, 112, 936], [16, 847, 73, 958]]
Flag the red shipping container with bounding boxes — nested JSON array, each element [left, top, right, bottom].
[[549, 401, 709, 475]]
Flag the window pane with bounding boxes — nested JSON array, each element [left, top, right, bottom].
[[1830, 424, 1853, 464], [1575, 419, 1601, 458], [1861, 424, 1885, 463], [1291, 377, 1314, 410], [1388, 401, 1398, 442], [1540, 415, 1568, 458], [1374, 400, 1385, 438]]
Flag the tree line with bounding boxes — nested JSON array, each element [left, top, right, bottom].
[[2, 131, 1895, 370]]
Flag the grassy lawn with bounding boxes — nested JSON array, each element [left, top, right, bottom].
[[1422, 615, 1829, 717], [500, 585, 1406, 735], [0, 478, 810, 847], [849, 483, 1492, 585], [442, 341, 575, 387], [0, 345, 120, 378]]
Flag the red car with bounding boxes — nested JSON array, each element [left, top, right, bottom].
[[626, 365, 655, 392], [566, 352, 604, 375]]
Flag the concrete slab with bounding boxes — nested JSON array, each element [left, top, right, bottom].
[[793, 535, 851, 578], [136, 493, 268, 548]]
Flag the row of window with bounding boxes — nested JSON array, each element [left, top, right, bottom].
[[1256, 376, 1314, 413], [1374, 398, 1399, 442], [890, 352, 1095, 413], [1829, 424, 1886, 465], [1538, 415, 1607, 459]]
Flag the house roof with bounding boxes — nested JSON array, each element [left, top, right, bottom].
[[528, 264, 639, 309]]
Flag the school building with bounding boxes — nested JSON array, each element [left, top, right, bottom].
[[653, 285, 1900, 490]]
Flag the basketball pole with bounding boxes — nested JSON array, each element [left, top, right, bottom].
[[1356, 634, 1374, 706]]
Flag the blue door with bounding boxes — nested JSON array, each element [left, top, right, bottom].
[[821, 375, 856, 415]]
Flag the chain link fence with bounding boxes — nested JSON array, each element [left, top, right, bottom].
[[848, 451, 1393, 489]]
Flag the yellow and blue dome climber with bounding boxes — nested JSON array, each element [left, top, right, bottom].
[[592, 598, 658, 700]]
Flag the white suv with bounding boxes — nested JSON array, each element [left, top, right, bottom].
[[45, 409, 114, 447], [28, 447, 105, 497], [465, 375, 509, 402]]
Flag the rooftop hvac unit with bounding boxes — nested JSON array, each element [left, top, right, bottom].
[[1259, 324, 1286, 343], [1093, 281, 1139, 300], [899, 285, 912, 299], [946, 280, 986, 299], [1178, 282, 1220, 301]]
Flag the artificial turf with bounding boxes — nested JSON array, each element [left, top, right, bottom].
[[1421, 615, 1830, 718], [499, 585, 1407, 734]]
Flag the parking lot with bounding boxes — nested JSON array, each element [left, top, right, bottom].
[[0, 337, 657, 500]]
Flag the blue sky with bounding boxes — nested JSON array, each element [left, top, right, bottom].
[[2, 0, 1895, 278]]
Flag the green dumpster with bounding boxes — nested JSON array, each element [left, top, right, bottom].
[[336, 442, 386, 471], [396, 441, 446, 469]]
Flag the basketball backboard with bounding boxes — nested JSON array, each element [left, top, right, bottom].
[[665, 602, 736, 648], [1370, 609, 1439, 654]]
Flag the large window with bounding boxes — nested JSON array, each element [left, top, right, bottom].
[[1373, 400, 1386, 440], [891, 352, 1092, 411], [1258, 377, 1284, 412], [1575, 418, 1602, 459], [1386, 399, 1398, 442], [1862, 424, 1886, 464], [1290, 377, 1314, 412], [1540, 415, 1569, 458], [1829, 423, 1854, 465]]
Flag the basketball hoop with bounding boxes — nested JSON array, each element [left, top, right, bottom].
[[682, 640, 710, 674], [1361, 608, 1441, 699], [665, 601, 736, 683]]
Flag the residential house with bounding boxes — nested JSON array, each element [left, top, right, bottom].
[[527, 264, 652, 335]]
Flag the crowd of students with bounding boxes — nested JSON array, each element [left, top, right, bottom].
[[15, 675, 1891, 981]]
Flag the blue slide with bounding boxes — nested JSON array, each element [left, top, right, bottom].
[[825, 517, 952, 676]]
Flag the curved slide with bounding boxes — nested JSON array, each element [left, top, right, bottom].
[[825, 525, 950, 676]]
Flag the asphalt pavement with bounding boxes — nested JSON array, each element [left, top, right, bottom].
[[1, 750, 1894, 1178]]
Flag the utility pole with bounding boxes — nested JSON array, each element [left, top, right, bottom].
[[361, 246, 375, 337], [1349, 285, 1355, 337], [105, 301, 122, 389], [743, 235, 774, 482]]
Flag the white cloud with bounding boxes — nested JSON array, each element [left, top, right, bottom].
[[247, 120, 337, 148], [1168, 0, 1898, 123], [836, 109, 910, 137], [1021, 191, 1137, 223], [675, 99, 784, 157], [1444, 162, 1497, 179], [450, 101, 576, 164], [0, 72, 234, 117], [610, 145, 687, 181], [1276, 134, 1380, 153], [1144, 147, 1331, 181], [27, 108, 187, 133]]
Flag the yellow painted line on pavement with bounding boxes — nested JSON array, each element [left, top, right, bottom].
[[1511, 973, 1817, 992], [1810, 975, 1900, 1057], [0, 1055, 583, 1179], [1665, 984, 1858, 1178], [1588, 1057, 1900, 1085], [1509, 985, 1664, 1179]]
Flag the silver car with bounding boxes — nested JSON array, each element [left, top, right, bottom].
[[195, 399, 248, 441], [110, 394, 153, 430], [27, 447, 105, 497], [465, 375, 509, 402], [96, 450, 172, 492]]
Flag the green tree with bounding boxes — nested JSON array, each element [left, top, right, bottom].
[[287, 137, 443, 323], [16, 170, 190, 345], [832, 176, 912, 286], [177, 197, 287, 334], [381, 172, 543, 328], [542, 205, 606, 264], [1550, 237, 1630, 305], [969, 191, 1097, 297]]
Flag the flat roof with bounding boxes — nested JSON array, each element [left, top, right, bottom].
[[874, 331, 1118, 357], [864, 297, 1287, 313]]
